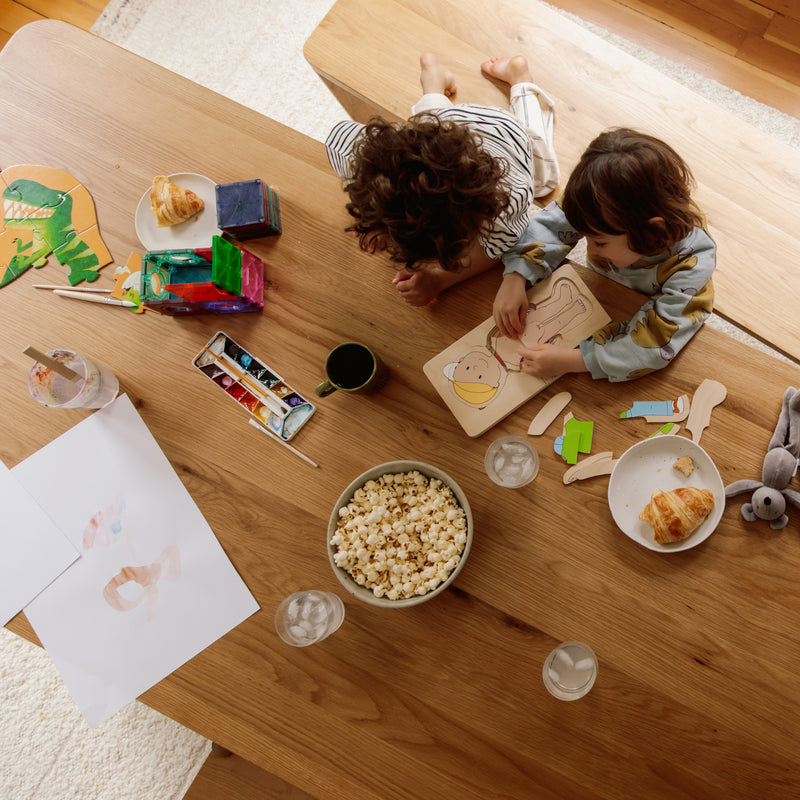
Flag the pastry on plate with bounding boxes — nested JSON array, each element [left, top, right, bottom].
[[673, 456, 695, 477], [639, 486, 715, 545], [149, 175, 204, 227]]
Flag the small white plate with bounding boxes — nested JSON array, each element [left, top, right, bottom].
[[134, 173, 221, 250], [608, 435, 725, 552]]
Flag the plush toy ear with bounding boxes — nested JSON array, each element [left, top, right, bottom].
[[725, 479, 762, 498], [784, 488, 800, 510]]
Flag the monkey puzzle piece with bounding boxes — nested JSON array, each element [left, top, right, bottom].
[[0, 165, 112, 287], [619, 395, 690, 423], [554, 417, 594, 464], [528, 391, 572, 435], [563, 451, 617, 484]]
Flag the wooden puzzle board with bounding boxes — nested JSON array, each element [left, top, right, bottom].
[[423, 264, 611, 437]]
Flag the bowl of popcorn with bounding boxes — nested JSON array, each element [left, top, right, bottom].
[[327, 461, 473, 607]]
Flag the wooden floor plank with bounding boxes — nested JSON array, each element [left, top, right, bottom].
[[545, 0, 800, 116], [737, 31, 800, 86], [765, 13, 800, 55], [21, 0, 103, 29], [183, 750, 317, 800]]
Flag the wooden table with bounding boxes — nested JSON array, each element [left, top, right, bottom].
[[304, 0, 800, 366], [3, 21, 800, 800]]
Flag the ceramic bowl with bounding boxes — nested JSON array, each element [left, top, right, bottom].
[[608, 436, 725, 552], [327, 461, 473, 607]]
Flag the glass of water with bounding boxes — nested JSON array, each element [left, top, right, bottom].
[[484, 435, 539, 488], [542, 641, 598, 700], [274, 590, 345, 647]]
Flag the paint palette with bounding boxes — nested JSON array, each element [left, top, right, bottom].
[[193, 331, 315, 441]]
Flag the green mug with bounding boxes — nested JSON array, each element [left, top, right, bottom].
[[315, 342, 388, 397]]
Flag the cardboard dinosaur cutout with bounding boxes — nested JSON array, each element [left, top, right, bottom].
[[0, 165, 112, 287]]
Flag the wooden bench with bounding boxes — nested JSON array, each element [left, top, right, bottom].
[[305, 0, 800, 365]]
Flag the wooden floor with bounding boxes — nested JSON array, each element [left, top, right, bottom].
[[2, 0, 799, 117]]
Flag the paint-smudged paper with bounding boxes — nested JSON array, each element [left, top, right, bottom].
[[12, 394, 259, 727], [0, 460, 79, 627]]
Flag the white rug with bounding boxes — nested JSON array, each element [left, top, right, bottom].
[[3, 2, 799, 799], [0, 627, 210, 800]]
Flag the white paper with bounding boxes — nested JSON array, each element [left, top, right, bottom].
[[12, 394, 259, 727], [0, 461, 80, 627]]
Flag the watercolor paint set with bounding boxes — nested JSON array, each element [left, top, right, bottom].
[[193, 331, 315, 441]]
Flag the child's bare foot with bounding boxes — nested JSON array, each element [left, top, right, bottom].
[[481, 55, 533, 86], [419, 52, 456, 98]]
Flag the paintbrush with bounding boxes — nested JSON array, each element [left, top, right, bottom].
[[53, 289, 136, 307], [33, 284, 111, 293], [248, 418, 318, 467], [201, 346, 291, 418]]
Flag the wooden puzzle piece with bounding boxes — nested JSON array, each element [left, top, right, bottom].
[[528, 391, 571, 435], [563, 451, 617, 484], [0, 164, 112, 287], [423, 264, 611, 437], [554, 417, 594, 464], [648, 422, 682, 438], [619, 395, 690, 423], [685, 379, 727, 443], [487, 278, 591, 371]]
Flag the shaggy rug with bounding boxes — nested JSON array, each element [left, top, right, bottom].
[[3, 2, 798, 800]]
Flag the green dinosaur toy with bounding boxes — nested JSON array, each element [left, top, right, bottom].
[[1, 166, 112, 287]]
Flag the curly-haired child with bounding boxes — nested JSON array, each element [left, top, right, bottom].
[[494, 127, 715, 382], [325, 53, 560, 306]]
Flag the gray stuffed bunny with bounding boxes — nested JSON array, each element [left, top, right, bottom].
[[725, 387, 800, 529]]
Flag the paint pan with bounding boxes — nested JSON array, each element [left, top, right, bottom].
[[193, 331, 315, 441]]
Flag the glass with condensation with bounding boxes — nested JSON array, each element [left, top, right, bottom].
[[274, 591, 345, 647], [542, 641, 598, 700]]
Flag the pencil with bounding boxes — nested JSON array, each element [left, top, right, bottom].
[[248, 418, 318, 467]]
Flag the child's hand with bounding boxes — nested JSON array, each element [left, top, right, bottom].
[[493, 272, 528, 338], [518, 343, 587, 378], [392, 270, 442, 306], [357, 230, 391, 254]]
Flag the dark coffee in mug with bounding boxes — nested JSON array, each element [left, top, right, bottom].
[[327, 343, 376, 389], [315, 341, 388, 397]]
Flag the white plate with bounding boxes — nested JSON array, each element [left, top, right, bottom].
[[608, 436, 725, 552], [134, 173, 221, 250]]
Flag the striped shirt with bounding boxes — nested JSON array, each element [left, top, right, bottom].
[[325, 103, 537, 261]]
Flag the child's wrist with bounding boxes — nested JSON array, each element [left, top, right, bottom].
[[502, 270, 527, 286]]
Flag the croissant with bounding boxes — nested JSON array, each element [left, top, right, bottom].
[[639, 487, 715, 545], [149, 176, 204, 227]]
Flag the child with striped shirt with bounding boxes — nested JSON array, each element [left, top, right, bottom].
[[325, 53, 559, 306]]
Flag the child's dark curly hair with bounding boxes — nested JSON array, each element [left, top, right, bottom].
[[562, 127, 703, 256], [343, 115, 510, 271]]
